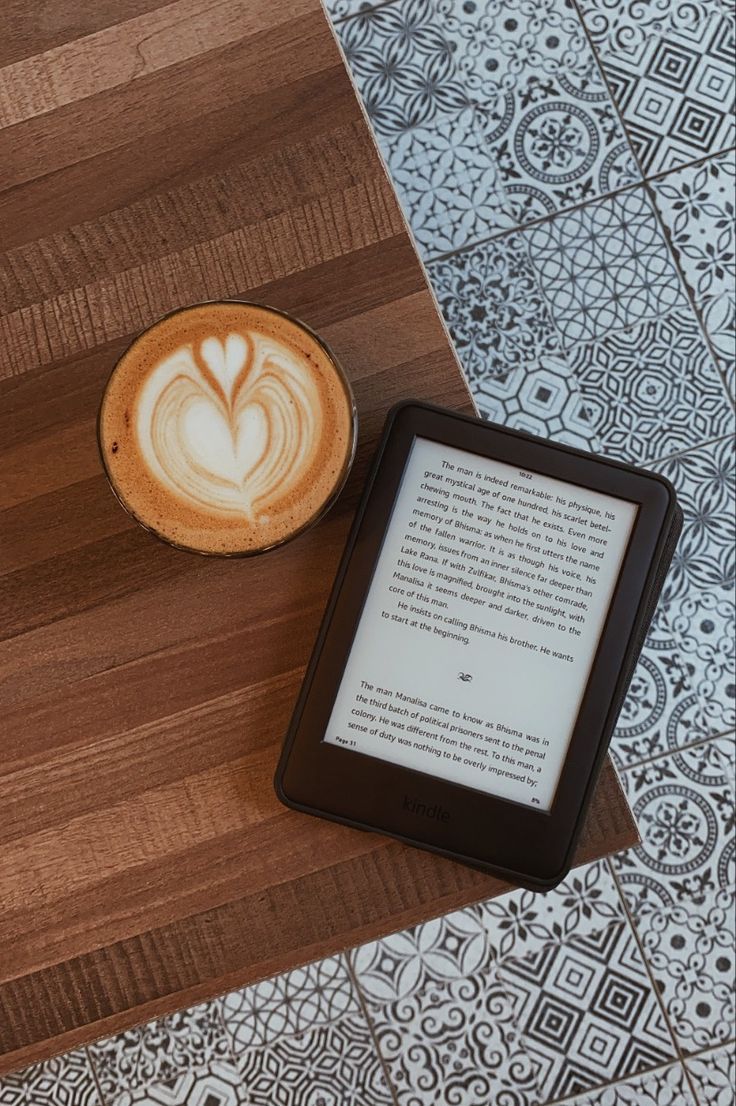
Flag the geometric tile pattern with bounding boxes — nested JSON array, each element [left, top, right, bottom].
[[552, 1061, 697, 1106], [236, 1014, 394, 1105], [472, 65, 638, 226], [580, 0, 722, 65], [437, 0, 593, 102], [350, 905, 494, 1006], [384, 105, 513, 254], [568, 307, 733, 464], [118, 1061, 247, 1106], [653, 152, 736, 303], [334, 0, 642, 249], [613, 594, 736, 767], [603, 14, 736, 174], [220, 955, 358, 1051], [0, 1052, 100, 1106], [475, 355, 600, 450], [656, 593, 736, 743], [327, 0, 384, 18], [526, 189, 685, 346], [614, 738, 736, 914], [87, 1002, 232, 1104], [372, 967, 541, 1106], [430, 233, 562, 380], [336, 0, 469, 137], [351, 860, 625, 1004], [700, 293, 735, 399], [637, 886, 736, 1054], [477, 860, 626, 964], [652, 436, 735, 601], [499, 922, 677, 1102], [686, 1042, 736, 1104]]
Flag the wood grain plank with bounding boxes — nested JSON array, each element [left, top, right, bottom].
[[0, 65, 350, 251], [0, 0, 638, 1074], [0, 0, 166, 68], [0, 757, 630, 1071], [1, 120, 375, 314], [1, 176, 402, 377], [0, 11, 335, 193], [0, 0, 314, 129]]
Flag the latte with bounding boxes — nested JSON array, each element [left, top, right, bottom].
[[99, 302, 356, 554]]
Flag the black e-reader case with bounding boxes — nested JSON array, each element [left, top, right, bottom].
[[275, 401, 682, 890]]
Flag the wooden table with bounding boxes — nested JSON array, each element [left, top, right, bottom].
[[0, 0, 638, 1075]]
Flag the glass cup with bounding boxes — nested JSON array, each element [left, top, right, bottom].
[[97, 300, 357, 556]]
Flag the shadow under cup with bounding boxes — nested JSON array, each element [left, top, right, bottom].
[[97, 301, 357, 556]]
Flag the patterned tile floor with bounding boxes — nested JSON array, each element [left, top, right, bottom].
[[2, 1, 733, 1104]]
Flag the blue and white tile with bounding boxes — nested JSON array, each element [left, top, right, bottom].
[[526, 189, 685, 348], [472, 66, 638, 227], [219, 954, 358, 1051], [550, 1061, 696, 1106], [476, 860, 626, 964], [685, 1043, 736, 1104], [658, 594, 736, 745], [636, 886, 735, 1055], [349, 905, 493, 1005], [429, 233, 562, 381], [334, 0, 469, 137], [235, 1012, 393, 1105], [371, 966, 541, 1106], [117, 1061, 247, 1106], [0, 1051, 100, 1106], [613, 626, 692, 769], [87, 1001, 232, 1105], [613, 596, 735, 768], [498, 921, 677, 1103], [580, 0, 722, 65], [474, 354, 600, 449], [351, 863, 625, 1009], [613, 738, 735, 915], [567, 305, 733, 465], [351, 861, 626, 1011], [700, 293, 735, 399], [652, 153, 736, 303], [652, 436, 735, 601], [327, 0, 386, 20], [437, 0, 594, 100], [435, 0, 639, 222], [712, 730, 736, 789], [384, 105, 514, 255], [603, 13, 735, 174]]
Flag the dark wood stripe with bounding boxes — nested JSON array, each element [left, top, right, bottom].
[[0, 0, 166, 68], [0, 65, 351, 251]]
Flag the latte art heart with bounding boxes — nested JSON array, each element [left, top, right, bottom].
[[99, 301, 354, 554], [136, 331, 322, 520]]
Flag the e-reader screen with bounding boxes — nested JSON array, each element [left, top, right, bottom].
[[323, 437, 638, 811]]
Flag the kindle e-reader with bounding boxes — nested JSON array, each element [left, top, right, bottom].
[[275, 402, 681, 889]]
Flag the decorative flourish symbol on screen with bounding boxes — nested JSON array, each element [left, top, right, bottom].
[[457, 672, 473, 683]]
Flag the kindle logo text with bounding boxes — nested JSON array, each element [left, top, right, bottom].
[[403, 796, 450, 823]]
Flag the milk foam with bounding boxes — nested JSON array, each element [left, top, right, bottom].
[[99, 302, 354, 554], [136, 330, 322, 522]]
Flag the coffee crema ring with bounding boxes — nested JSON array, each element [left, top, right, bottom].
[[99, 302, 355, 555]]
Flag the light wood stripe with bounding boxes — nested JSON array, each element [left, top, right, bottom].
[[0, 0, 314, 128]]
